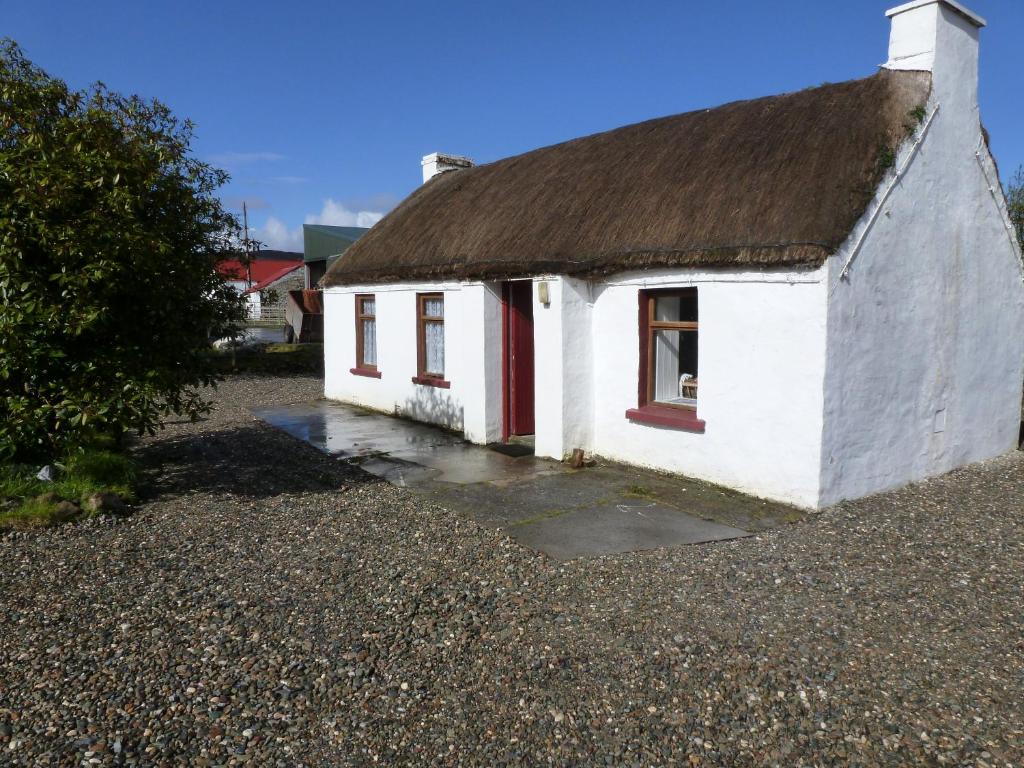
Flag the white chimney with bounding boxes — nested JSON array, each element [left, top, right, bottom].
[[883, 0, 985, 114], [421, 152, 474, 184]]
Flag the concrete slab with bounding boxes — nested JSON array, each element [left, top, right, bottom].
[[253, 400, 804, 560], [509, 502, 748, 561]]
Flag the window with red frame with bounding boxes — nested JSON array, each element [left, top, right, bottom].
[[644, 289, 698, 407], [416, 293, 445, 380], [354, 294, 378, 373], [626, 288, 704, 431]]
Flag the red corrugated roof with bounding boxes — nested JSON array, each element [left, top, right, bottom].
[[243, 263, 302, 294], [218, 258, 303, 284]]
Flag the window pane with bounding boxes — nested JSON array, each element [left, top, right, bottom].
[[362, 297, 375, 316], [424, 320, 444, 375], [654, 293, 697, 323], [361, 318, 376, 366], [652, 329, 698, 406], [424, 297, 444, 318]]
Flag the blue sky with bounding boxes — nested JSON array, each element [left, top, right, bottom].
[[7, 0, 1022, 252]]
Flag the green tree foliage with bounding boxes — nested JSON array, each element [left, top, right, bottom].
[[1009, 165, 1024, 250], [0, 41, 245, 460]]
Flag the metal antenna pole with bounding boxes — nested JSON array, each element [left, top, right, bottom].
[[243, 201, 252, 289]]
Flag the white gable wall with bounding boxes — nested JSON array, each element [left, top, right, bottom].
[[819, 3, 1024, 505]]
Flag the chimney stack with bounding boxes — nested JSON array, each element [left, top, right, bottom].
[[421, 152, 474, 184], [883, 0, 985, 114]]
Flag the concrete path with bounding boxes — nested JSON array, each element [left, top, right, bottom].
[[253, 401, 803, 560]]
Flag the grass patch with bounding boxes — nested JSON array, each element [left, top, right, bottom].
[[0, 495, 80, 529], [0, 447, 137, 531], [64, 450, 136, 499], [624, 484, 657, 499]]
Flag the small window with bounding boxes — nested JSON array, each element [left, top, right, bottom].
[[647, 291, 698, 407], [355, 294, 377, 370], [417, 293, 445, 379], [626, 288, 704, 431]]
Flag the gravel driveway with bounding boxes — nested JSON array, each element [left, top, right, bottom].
[[1, 375, 1022, 766]]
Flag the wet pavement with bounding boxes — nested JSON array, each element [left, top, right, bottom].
[[252, 400, 804, 560]]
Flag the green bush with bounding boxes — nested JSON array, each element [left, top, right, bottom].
[[0, 40, 245, 462], [1009, 165, 1023, 249]]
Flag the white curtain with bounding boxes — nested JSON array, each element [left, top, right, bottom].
[[653, 330, 681, 402], [424, 298, 443, 318], [654, 296, 681, 323], [362, 319, 376, 366], [425, 322, 444, 375]]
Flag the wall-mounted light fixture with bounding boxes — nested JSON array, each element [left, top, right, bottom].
[[537, 280, 550, 306]]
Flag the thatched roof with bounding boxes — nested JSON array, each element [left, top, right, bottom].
[[323, 69, 931, 286]]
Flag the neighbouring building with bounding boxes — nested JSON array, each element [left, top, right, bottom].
[[243, 262, 304, 323], [320, 0, 1024, 509], [302, 225, 370, 289], [218, 252, 303, 322]]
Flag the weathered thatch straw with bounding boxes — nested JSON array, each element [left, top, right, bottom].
[[323, 69, 931, 287]]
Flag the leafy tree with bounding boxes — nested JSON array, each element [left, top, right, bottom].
[[1009, 165, 1024, 250], [0, 40, 245, 461]]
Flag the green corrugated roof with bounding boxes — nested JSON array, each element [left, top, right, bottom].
[[302, 224, 370, 263]]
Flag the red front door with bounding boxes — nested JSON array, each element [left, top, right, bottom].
[[506, 281, 535, 436]]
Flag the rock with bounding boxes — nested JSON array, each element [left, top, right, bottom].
[[82, 493, 127, 516], [34, 491, 62, 506], [35, 465, 55, 482], [51, 501, 82, 521]]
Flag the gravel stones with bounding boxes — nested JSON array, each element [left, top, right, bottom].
[[1, 374, 1022, 766]]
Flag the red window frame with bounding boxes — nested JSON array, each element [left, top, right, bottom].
[[625, 288, 705, 432], [412, 292, 449, 388], [350, 293, 381, 378]]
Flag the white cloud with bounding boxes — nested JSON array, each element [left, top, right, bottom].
[[254, 199, 388, 252], [256, 216, 303, 251], [305, 198, 385, 229]]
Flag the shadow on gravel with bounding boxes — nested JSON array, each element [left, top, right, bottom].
[[133, 423, 373, 501]]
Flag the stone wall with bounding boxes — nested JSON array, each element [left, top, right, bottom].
[[256, 270, 304, 324]]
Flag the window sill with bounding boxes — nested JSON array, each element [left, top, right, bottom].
[[411, 375, 450, 389], [625, 405, 705, 433], [350, 367, 381, 379]]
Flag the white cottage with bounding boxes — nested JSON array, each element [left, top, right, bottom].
[[322, 0, 1024, 509]]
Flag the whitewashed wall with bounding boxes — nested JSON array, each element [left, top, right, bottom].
[[820, 6, 1024, 505], [568, 269, 830, 508], [323, 282, 503, 439], [532, 277, 595, 460], [328, 271, 830, 508]]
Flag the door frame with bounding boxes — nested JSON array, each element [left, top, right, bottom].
[[501, 280, 535, 441]]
